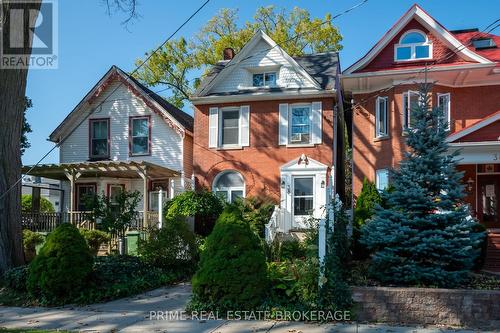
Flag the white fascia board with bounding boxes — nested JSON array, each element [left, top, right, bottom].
[[191, 90, 336, 105], [344, 5, 492, 75], [446, 112, 500, 142], [198, 30, 321, 96]]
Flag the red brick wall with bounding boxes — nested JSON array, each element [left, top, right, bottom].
[[183, 134, 194, 178], [193, 98, 335, 200], [352, 84, 500, 198], [459, 120, 500, 142], [357, 19, 469, 73]]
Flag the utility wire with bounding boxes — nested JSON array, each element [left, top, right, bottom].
[[195, 0, 369, 94], [0, 0, 211, 201], [349, 21, 499, 111]]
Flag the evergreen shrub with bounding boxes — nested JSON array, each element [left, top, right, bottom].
[[27, 223, 93, 303], [191, 206, 268, 311]]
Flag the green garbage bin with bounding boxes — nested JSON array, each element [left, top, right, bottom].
[[126, 231, 140, 256]]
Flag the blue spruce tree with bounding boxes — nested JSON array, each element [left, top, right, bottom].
[[361, 83, 484, 287]]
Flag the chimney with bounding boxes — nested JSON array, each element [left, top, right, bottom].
[[223, 47, 235, 60]]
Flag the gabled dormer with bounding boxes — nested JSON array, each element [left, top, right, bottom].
[[192, 30, 339, 103]]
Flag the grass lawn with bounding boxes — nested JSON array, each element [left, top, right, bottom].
[[0, 328, 71, 333]]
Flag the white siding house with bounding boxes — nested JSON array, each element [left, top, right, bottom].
[[24, 66, 194, 226]]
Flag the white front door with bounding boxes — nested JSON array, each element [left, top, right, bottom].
[[292, 176, 315, 229]]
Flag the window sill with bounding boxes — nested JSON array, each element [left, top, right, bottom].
[[373, 135, 390, 142], [129, 153, 152, 157], [216, 145, 243, 151], [286, 143, 316, 148]]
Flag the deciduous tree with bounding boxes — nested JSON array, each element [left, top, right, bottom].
[[135, 6, 343, 108]]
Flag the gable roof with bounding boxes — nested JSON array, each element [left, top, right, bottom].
[[344, 4, 494, 75], [193, 31, 339, 98], [50, 66, 193, 142], [446, 110, 500, 143]]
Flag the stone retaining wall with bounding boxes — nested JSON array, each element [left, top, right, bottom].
[[352, 286, 500, 328]]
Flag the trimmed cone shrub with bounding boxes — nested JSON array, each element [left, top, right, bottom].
[[191, 206, 268, 311], [27, 223, 93, 303]]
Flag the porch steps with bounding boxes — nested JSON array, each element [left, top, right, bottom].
[[483, 233, 500, 272]]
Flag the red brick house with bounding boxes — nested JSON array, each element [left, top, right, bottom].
[[342, 5, 500, 270], [191, 31, 343, 237]]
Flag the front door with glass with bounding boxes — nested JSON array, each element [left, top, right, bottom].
[[478, 175, 499, 229], [292, 176, 314, 229]]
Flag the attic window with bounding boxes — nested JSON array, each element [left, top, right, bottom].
[[395, 30, 432, 61], [472, 38, 496, 50], [253, 72, 276, 87]]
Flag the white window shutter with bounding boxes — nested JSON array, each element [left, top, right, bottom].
[[279, 103, 289, 145], [311, 101, 322, 144], [208, 107, 218, 148], [240, 105, 250, 147]]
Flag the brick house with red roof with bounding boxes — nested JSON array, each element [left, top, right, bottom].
[[342, 4, 500, 271]]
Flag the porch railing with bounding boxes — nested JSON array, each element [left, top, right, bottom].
[[265, 205, 282, 243], [21, 210, 161, 233]]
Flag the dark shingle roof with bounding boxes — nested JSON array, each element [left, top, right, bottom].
[[293, 52, 339, 90], [194, 52, 339, 97], [118, 67, 194, 131]]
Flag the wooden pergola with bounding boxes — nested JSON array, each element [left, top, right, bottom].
[[22, 161, 180, 225]]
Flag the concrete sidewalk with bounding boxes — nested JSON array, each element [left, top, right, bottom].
[[0, 283, 489, 332]]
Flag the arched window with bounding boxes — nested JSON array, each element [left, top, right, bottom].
[[395, 30, 432, 61], [213, 171, 245, 203]]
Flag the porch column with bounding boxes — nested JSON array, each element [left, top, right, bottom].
[[138, 167, 149, 227], [64, 169, 81, 224]]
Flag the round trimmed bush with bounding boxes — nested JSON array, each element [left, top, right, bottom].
[[79, 229, 110, 256], [191, 206, 268, 311], [27, 223, 93, 303]]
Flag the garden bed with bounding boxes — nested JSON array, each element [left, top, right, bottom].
[[348, 260, 500, 290]]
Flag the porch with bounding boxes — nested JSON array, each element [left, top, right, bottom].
[[21, 160, 191, 232]]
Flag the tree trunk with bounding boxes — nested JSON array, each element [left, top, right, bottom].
[[0, 0, 41, 273]]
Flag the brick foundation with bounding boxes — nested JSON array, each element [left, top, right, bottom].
[[352, 286, 500, 328]]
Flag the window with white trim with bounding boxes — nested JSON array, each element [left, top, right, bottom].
[[289, 104, 312, 144], [376, 169, 389, 191], [375, 97, 389, 137], [130, 116, 150, 155], [220, 108, 240, 146], [293, 177, 314, 216], [395, 30, 432, 61], [90, 119, 109, 159], [213, 171, 245, 203], [209, 106, 250, 149], [437, 93, 451, 130], [253, 72, 277, 87], [402, 91, 419, 130]]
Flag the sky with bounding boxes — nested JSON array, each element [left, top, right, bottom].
[[23, 0, 500, 165]]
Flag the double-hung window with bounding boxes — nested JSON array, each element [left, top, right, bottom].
[[130, 116, 151, 156], [375, 97, 389, 137], [253, 72, 277, 87], [375, 169, 389, 191], [437, 93, 451, 130], [220, 108, 240, 146], [89, 119, 109, 159], [402, 91, 419, 130], [289, 104, 312, 144]]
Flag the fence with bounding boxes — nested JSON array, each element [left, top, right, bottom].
[[21, 210, 160, 233]]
